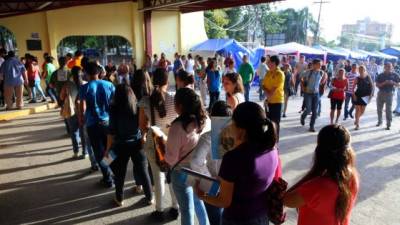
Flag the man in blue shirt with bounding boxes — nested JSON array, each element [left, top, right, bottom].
[[300, 59, 327, 132], [206, 59, 222, 111], [173, 52, 183, 90], [80, 62, 115, 188], [0, 51, 28, 110]]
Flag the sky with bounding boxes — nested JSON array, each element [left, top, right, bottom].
[[272, 0, 400, 44]]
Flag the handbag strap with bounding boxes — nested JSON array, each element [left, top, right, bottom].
[[171, 146, 196, 171]]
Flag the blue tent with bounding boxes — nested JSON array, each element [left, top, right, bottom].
[[381, 47, 400, 59], [190, 39, 251, 70], [250, 47, 266, 69], [313, 45, 348, 62]]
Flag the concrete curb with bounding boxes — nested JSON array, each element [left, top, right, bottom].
[[0, 103, 58, 121]]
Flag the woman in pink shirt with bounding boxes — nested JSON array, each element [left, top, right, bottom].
[[284, 124, 359, 225], [165, 87, 209, 225]]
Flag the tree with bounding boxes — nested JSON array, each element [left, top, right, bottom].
[[0, 26, 17, 51], [204, 9, 229, 39], [225, 7, 248, 41], [320, 38, 338, 48], [260, 9, 286, 46], [281, 7, 310, 44]]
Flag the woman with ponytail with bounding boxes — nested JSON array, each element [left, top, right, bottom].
[[138, 68, 179, 221], [284, 124, 359, 225], [166, 87, 210, 225], [198, 102, 279, 225]]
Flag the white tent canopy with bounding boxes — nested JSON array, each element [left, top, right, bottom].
[[265, 42, 326, 56]]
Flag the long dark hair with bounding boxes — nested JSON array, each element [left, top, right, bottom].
[[150, 68, 169, 118], [131, 69, 153, 101], [71, 66, 83, 86], [224, 72, 244, 95], [173, 88, 207, 134], [111, 84, 137, 116], [289, 124, 358, 224], [232, 102, 277, 151], [177, 70, 195, 87]]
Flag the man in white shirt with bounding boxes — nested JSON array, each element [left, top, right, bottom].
[[257, 56, 269, 101], [367, 58, 378, 82], [294, 55, 307, 96]]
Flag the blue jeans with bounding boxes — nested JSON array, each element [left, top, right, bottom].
[[45, 80, 57, 102], [301, 93, 320, 129], [171, 170, 210, 225], [317, 99, 322, 116], [31, 79, 46, 101], [66, 115, 81, 154], [244, 83, 251, 102], [344, 92, 355, 118], [205, 203, 223, 225], [80, 125, 97, 167], [222, 216, 269, 225], [87, 122, 114, 185], [209, 91, 220, 111]]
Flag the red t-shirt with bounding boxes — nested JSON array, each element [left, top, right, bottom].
[[296, 176, 358, 225], [331, 78, 347, 100], [27, 65, 40, 81]]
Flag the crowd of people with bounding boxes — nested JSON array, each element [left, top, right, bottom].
[[2, 47, 400, 225]]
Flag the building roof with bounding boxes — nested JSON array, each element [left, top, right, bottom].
[[0, 0, 282, 18]]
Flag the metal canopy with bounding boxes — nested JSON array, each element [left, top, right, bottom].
[[0, 0, 281, 18]]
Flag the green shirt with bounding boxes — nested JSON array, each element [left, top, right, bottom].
[[45, 63, 56, 83], [238, 62, 255, 84]]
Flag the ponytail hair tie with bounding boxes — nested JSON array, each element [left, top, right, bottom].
[[263, 118, 271, 132]]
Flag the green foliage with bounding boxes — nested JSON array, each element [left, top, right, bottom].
[[204, 5, 318, 45], [320, 38, 338, 48], [0, 26, 17, 51], [225, 7, 248, 41], [281, 7, 310, 44], [204, 9, 229, 39]]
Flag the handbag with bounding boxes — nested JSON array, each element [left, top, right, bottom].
[[265, 157, 287, 225], [60, 86, 75, 119], [150, 102, 169, 173]]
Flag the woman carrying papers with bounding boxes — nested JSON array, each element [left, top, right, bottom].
[[165, 88, 210, 225], [353, 65, 374, 130], [197, 102, 279, 225], [190, 101, 233, 225]]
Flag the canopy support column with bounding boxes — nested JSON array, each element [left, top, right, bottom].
[[144, 10, 152, 56]]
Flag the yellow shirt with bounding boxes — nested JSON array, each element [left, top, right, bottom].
[[263, 68, 285, 104]]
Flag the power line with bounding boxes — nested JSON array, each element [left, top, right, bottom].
[[204, 15, 256, 32]]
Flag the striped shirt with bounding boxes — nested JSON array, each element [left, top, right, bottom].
[[346, 72, 358, 94], [139, 92, 177, 135], [139, 92, 177, 163]]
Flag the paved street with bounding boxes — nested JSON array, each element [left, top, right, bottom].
[[0, 91, 400, 225]]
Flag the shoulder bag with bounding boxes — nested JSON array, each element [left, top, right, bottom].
[[150, 102, 169, 173], [265, 155, 288, 225]]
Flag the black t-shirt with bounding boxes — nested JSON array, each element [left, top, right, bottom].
[[109, 109, 141, 144], [376, 72, 400, 93]]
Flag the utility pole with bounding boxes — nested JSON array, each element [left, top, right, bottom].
[[313, 0, 330, 45]]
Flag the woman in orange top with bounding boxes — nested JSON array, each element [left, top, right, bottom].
[[284, 124, 359, 225]]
